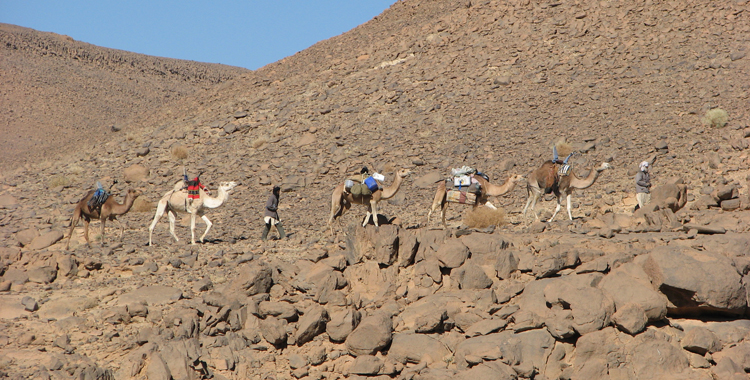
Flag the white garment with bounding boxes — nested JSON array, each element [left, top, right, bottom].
[[264, 216, 279, 226], [636, 192, 651, 208]]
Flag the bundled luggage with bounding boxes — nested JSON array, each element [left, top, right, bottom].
[[445, 166, 483, 204], [345, 172, 384, 197]]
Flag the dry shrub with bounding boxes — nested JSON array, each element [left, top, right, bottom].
[[702, 108, 729, 128], [49, 175, 71, 188], [252, 136, 268, 148], [464, 207, 506, 228], [131, 197, 155, 213], [554, 139, 574, 158], [171, 145, 188, 160]]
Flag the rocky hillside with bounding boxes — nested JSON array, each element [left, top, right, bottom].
[[0, 23, 249, 166], [2, 0, 750, 379]]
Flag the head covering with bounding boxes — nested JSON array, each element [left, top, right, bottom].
[[272, 186, 281, 193], [639, 161, 649, 171]]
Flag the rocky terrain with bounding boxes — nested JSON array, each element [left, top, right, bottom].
[[2, 0, 750, 379]]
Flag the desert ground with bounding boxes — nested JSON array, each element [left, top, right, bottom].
[[1, 0, 750, 379]]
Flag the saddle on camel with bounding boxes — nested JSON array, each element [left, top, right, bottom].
[[344, 167, 384, 197], [443, 166, 488, 205], [544, 146, 575, 194], [87, 181, 111, 212], [181, 169, 209, 205]]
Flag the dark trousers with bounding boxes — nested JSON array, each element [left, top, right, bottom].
[[262, 222, 285, 241]]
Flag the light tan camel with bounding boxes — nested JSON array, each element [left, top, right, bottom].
[[148, 181, 238, 246], [427, 174, 524, 228], [65, 188, 142, 249], [523, 161, 611, 222], [328, 169, 411, 232]]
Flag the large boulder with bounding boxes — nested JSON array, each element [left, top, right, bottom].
[[227, 262, 273, 297], [436, 239, 470, 269], [459, 233, 511, 256], [573, 327, 692, 380], [644, 178, 688, 213], [345, 312, 393, 356], [259, 316, 288, 348], [598, 263, 668, 321], [681, 326, 722, 355], [456, 362, 517, 380], [387, 333, 452, 364], [395, 293, 464, 332], [453, 262, 493, 289], [124, 164, 150, 182], [544, 280, 615, 335], [641, 246, 746, 315], [295, 305, 329, 346], [347, 224, 400, 265], [532, 246, 580, 278], [27, 230, 64, 251], [117, 285, 182, 306], [327, 307, 361, 342], [343, 261, 397, 307], [454, 329, 555, 372]]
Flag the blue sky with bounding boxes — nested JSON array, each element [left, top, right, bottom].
[[0, 0, 396, 70]]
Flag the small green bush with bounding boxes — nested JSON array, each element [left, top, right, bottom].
[[702, 108, 729, 128]]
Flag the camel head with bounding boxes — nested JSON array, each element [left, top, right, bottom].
[[127, 189, 143, 199], [510, 174, 525, 184], [597, 162, 612, 172], [218, 181, 239, 193], [396, 169, 412, 178]]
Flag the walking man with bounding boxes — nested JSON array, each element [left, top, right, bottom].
[[635, 161, 652, 210], [262, 186, 286, 241]]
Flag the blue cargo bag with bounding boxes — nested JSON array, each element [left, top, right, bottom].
[[364, 176, 379, 192]]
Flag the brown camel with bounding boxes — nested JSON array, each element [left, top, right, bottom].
[[65, 188, 142, 249], [523, 161, 611, 222], [328, 169, 411, 232], [427, 174, 524, 228]]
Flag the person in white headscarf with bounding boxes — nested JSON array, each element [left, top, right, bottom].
[[635, 161, 651, 209]]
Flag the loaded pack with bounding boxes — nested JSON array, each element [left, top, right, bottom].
[[346, 172, 384, 197], [445, 166, 484, 205]]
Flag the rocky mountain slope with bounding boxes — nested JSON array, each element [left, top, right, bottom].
[[0, 23, 249, 166], [2, 0, 750, 379]]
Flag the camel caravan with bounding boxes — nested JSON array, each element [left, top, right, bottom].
[[64, 141, 619, 247]]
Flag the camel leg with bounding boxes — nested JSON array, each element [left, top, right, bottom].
[[65, 207, 81, 250], [148, 199, 169, 246], [522, 192, 534, 220], [370, 200, 379, 227], [427, 189, 445, 226], [99, 217, 108, 246], [83, 218, 91, 247], [566, 194, 573, 220], [113, 217, 124, 241], [523, 191, 541, 221], [199, 214, 212, 243], [190, 212, 197, 245], [362, 211, 371, 227], [441, 202, 449, 229], [549, 195, 563, 222], [167, 210, 179, 242]]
